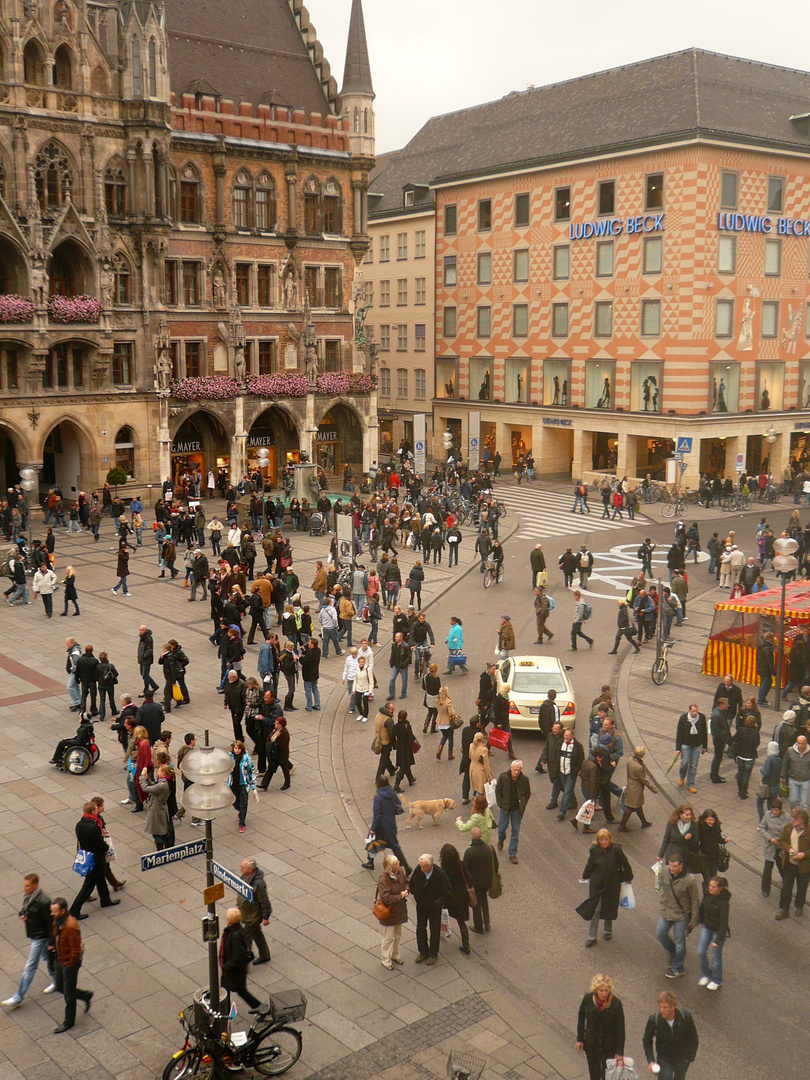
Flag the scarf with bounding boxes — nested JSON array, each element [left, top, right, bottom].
[[20, 887, 42, 917], [593, 993, 613, 1012], [687, 713, 700, 737]]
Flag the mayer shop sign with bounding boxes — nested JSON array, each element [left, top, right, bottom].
[[172, 439, 202, 454], [317, 426, 338, 442]]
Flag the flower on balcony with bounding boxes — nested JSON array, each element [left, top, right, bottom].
[[246, 373, 309, 398], [0, 294, 35, 324], [48, 294, 102, 324], [316, 372, 377, 395], [170, 375, 240, 401]]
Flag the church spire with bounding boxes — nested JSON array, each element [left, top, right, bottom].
[[340, 0, 374, 98]]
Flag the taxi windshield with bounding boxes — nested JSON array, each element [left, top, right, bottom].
[[511, 672, 567, 694]]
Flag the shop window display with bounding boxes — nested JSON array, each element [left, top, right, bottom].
[[709, 363, 740, 414], [543, 358, 570, 406], [470, 357, 492, 401], [585, 360, 615, 409], [630, 361, 662, 412], [755, 362, 784, 412]]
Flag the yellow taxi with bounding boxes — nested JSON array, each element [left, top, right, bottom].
[[497, 655, 576, 732]]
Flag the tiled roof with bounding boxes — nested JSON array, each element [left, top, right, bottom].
[[371, 49, 810, 211], [165, 0, 330, 113]]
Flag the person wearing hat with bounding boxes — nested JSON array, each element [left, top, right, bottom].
[[497, 615, 515, 659]]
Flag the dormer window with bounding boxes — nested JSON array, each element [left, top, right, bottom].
[[404, 190, 414, 208]]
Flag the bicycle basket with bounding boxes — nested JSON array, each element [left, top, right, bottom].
[[184, 1001, 228, 1039], [267, 990, 307, 1022], [447, 1049, 486, 1080]]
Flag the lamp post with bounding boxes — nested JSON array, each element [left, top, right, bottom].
[[773, 538, 799, 712], [179, 736, 233, 1013], [19, 467, 37, 552]]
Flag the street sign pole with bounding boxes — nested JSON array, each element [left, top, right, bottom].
[[203, 730, 220, 1013], [773, 540, 800, 711], [468, 411, 481, 472], [413, 413, 426, 478]]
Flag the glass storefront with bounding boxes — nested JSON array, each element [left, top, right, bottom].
[[630, 361, 662, 413], [470, 356, 493, 402], [436, 357, 458, 399], [543, 358, 571, 406], [755, 361, 784, 412], [505, 357, 529, 404], [709, 362, 740, 414], [585, 360, 615, 410]]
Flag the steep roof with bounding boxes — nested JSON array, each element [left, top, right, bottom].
[[164, 0, 331, 113], [340, 0, 374, 97], [371, 49, 810, 211]]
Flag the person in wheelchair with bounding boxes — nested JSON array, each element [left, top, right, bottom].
[[49, 717, 93, 767]]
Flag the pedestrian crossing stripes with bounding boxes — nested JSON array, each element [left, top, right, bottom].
[[501, 485, 641, 541]]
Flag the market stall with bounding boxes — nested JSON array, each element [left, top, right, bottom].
[[701, 582, 810, 685]]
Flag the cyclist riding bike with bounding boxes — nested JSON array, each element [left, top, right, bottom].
[[408, 613, 435, 674]]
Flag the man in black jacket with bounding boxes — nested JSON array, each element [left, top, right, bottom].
[[709, 697, 731, 784], [223, 671, 247, 741], [675, 704, 708, 794], [534, 690, 561, 773], [300, 637, 321, 711], [462, 829, 497, 933], [137, 626, 159, 696], [238, 860, 273, 965], [546, 728, 584, 824], [757, 632, 776, 708], [189, 550, 209, 602], [278, 642, 298, 711], [712, 673, 742, 726], [75, 646, 99, 717], [135, 692, 164, 745], [2, 873, 52, 1007], [69, 802, 119, 919], [495, 759, 532, 863], [387, 632, 411, 700], [642, 991, 699, 1078], [409, 854, 450, 964], [477, 662, 497, 724]]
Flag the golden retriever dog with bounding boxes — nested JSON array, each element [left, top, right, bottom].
[[400, 795, 456, 828]]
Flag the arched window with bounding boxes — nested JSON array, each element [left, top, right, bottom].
[[233, 169, 252, 229], [131, 38, 142, 96], [34, 141, 72, 211], [364, 108, 369, 134], [91, 65, 109, 95], [303, 176, 321, 235], [113, 252, 131, 304], [115, 426, 135, 477], [23, 39, 46, 85], [53, 44, 74, 89], [179, 164, 201, 224], [255, 172, 276, 231], [148, 38, 157, 96], [104, 160, 127, 216], [323, 179, 343, 234]]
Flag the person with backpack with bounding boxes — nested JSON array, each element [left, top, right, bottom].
[[642, 991, 699, 1077], [533, 586, 554, 644], [578, 545, 594, 589], [569, 591, 594, 652], [572, 481, 589, 515], [95, 650, 119, 723], [638, 538, 655, 577]]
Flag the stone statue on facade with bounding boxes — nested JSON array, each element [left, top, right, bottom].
[[154, 319, 172, 393], [284, 271, 298, 310], [212, 268, 227, 309], [30, 261, 46, 307], [302, 292, 319, 387], [354, 303, 370, 349]]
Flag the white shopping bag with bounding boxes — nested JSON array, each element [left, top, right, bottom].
[[575, 799, 595, 825], [441, 908, 451, 937], [619, 882, 636, 910], [605, 1058, 639, 1080], [484, 779, 498, 810]]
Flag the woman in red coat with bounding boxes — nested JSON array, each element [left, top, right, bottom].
[[132, 726, 152, 812]]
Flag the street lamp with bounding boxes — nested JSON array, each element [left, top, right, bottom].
[[179, 739, 233, 1014], [773, 537, 799, 711], [19, 467, 37, 552]]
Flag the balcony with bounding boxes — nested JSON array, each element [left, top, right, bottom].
[[48, 295, 102, 325]]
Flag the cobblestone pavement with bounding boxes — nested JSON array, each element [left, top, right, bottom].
[[0, 497, 584, 1080]]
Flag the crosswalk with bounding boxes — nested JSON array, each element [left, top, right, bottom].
[[500, 485, 641, 541]]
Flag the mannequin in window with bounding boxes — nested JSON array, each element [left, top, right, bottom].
[[761, 383, 770, 411], [596, 376, 611, 409], [642, 376, 652, 411], [716, 378, 727, 413], [804, 380, 810, 410], [561, 379, 568, 406], [552, 374, 560, 405], [651, 378, 659, 412], [445, 378, 454, 397], [516, 373, 523, 401], [478, 369, 490, 401]]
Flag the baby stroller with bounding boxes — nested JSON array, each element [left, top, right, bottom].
[[310, 512, 327, 537], [49, 717, 99, 774]]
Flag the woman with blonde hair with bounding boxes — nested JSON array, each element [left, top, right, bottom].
[[578, 828, 633, 949], [132, 726, 152, 813], [576, 973, 626, 1080], [220, 908, 261, 1011], [59, 565, 80, 616], [435, 685, 458, 760], [467, 731, 492, 799], [375, 853, 409, 970]]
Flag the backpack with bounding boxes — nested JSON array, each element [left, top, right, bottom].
[[577, 485, 586, 496], [582, 602, 593, 621], [546, 595, 555, 611], [579, 552, 590, 569], [104, 666, 117, 684]]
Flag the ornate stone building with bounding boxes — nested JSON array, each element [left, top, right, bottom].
[[0, 0, 376, 498]]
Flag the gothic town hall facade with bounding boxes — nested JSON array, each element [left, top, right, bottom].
[[0, 0, 377, 497]]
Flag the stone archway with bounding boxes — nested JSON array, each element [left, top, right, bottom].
[[169, 410, 231, 493], [0, 418, 31, 493], [38, 417, 97, 498], [247, 405, 302, 484], [315, 400, 364, 477]]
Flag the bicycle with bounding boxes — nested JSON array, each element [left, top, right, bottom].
[[661, 497, 687, 519], [413, 643, 433, 680], [651, 639, 675, 685], [163, 990, 306, 1079], [482, 556, 504, 589]]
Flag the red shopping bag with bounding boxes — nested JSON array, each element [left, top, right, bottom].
[[487, 727, 510, 752]]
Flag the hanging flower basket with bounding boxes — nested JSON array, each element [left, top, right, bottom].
[[48, 294, 102, 324], [0, 294, 35, 324], [170, 375, 240, 401], [316, 372, 377, 395], [246, 373, 309, 398]]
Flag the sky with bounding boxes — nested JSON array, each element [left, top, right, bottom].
[[312, 0, 810, 154]]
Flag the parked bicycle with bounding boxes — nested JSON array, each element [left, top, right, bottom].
[[652, 638, 675, 685], [163, 990, 306, 1079], [722, 493, 751, 512], [662, 496, 688, 519]]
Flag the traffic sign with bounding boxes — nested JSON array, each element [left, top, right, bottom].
[[212, 861, 254, 902], [676, 437, 693, 454], [204, 882, 226, 905], [140, 838, 206, 872], [415, 440, 424, 453], [470, 437, 479, 449]]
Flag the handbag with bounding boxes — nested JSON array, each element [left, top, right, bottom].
[[73, 850, 95, 877], [488, 845, 503, 899], [716, 843, 730, 873], [172, 683, 183, 702], [371, 887, 391, 922], [105, 833, 116, 863], [755, 781, 770, 800], [450, 709, 464, 730], [535, 570, 548, 588], [487, 727, 510, 752], [424, 693, 438, 707], [410, 738, 421, 755]]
